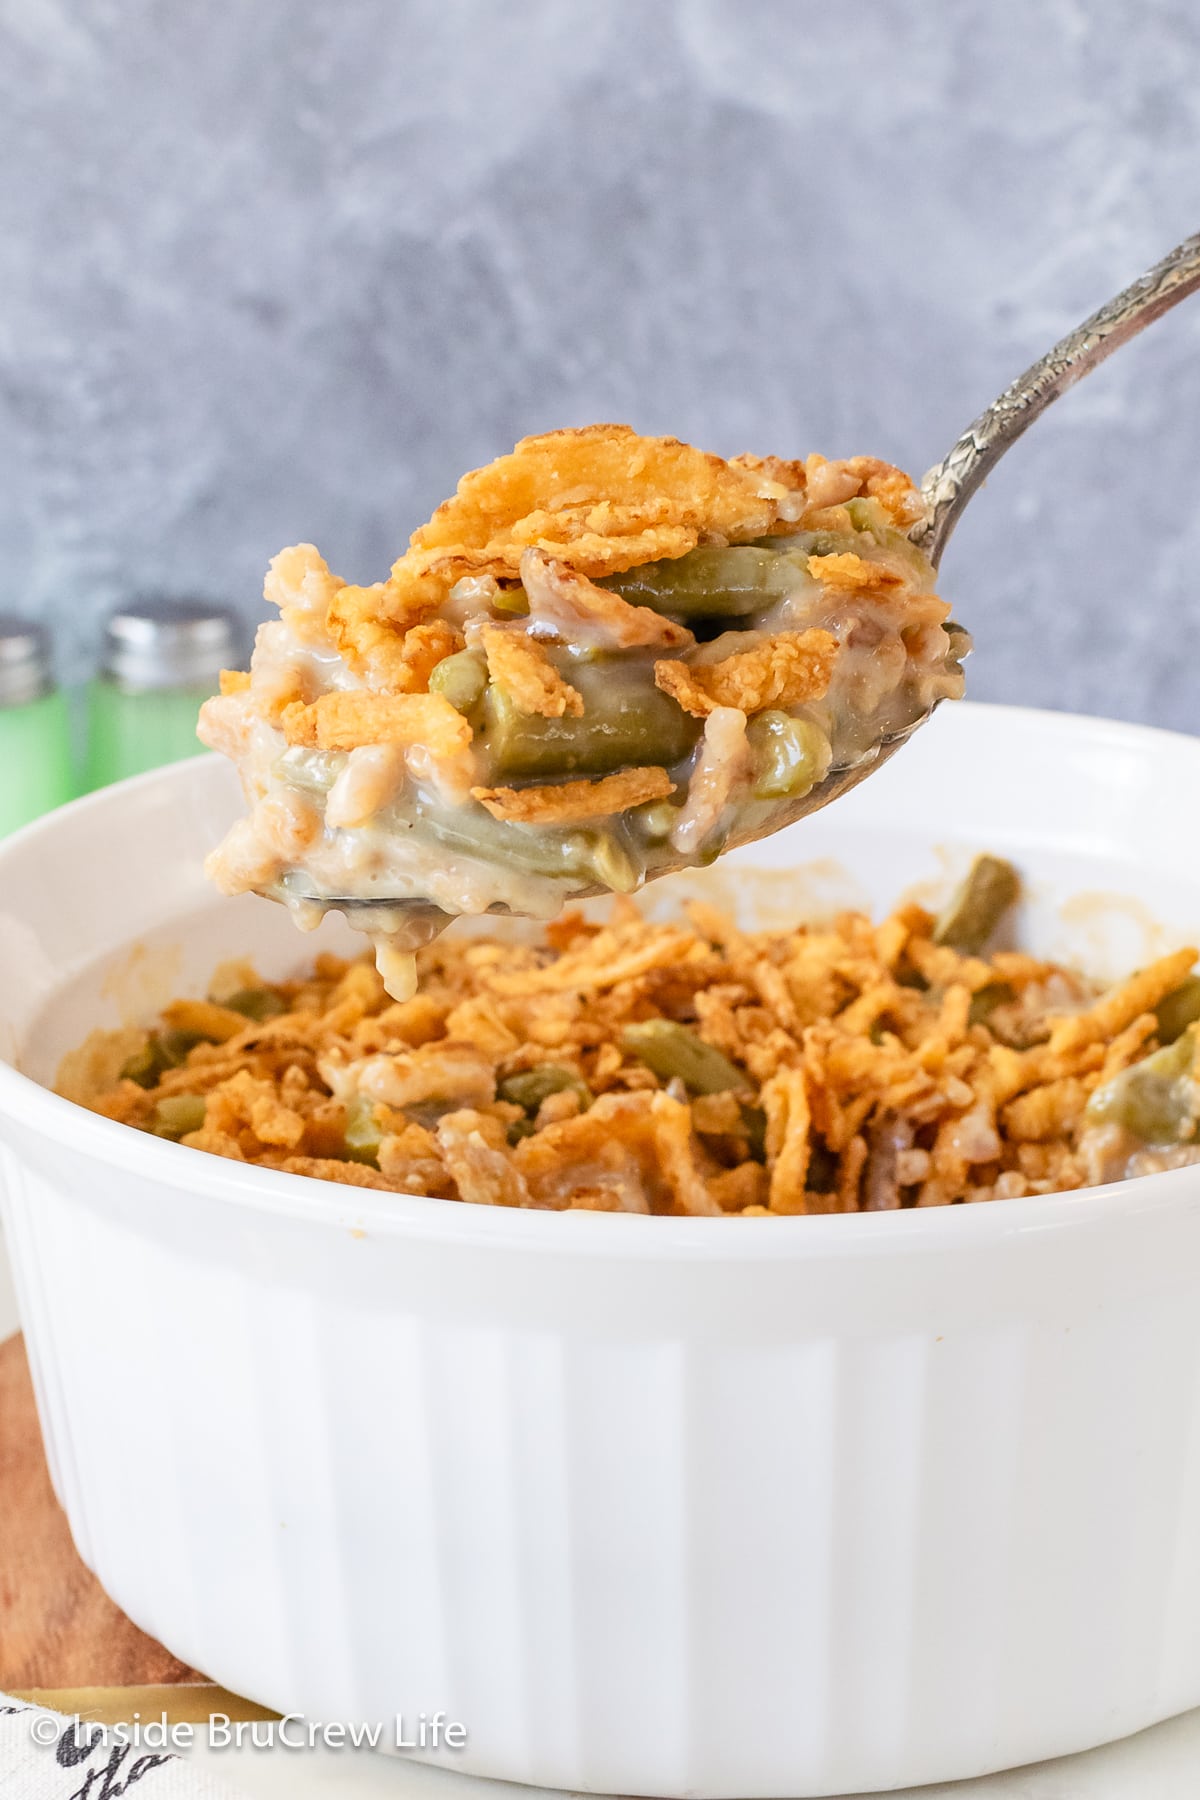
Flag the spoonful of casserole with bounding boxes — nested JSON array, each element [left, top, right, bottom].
[[199, 229, 1200, 999], [199, 429, 966, 998]]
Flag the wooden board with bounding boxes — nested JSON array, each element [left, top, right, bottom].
[[0, 1331, 204, 1692]]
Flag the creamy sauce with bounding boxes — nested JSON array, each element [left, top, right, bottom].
[[199, 515, 966, 974]]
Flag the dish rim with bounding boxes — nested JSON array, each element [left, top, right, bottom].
[[4, 700, 1200, 1258]]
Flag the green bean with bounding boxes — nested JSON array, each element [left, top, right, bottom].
[[119, 1028, 205, 1087], [747, 711, 830, 800], [492, 585, 530, 617], [633, 798, 680, 841], [221, 986, 287, 1022], [417, 803, 608, 885], [845, 499, 937, 577], [932, 855, 1020, 955], [968, 980, 1016, 1028], [845, 497, 889, 533], [120, 1039, 163, 1088], [767, 528, 858, 558], [599, 546, 805, 619], [583, 830, 640, 894], [481, 655, 700, 779], [273, 745, 342, 793], [153, 1094, 207, 1139], [343, 1094, 383, 1166], [429, 648, 488, 715], [1155, 974, 1200, 1045], [1086, 1026, 1200, 1146], [740, 1103, 767, 1160], [621, 1020, 752, 1094], [498, 1064, 592, 1113]]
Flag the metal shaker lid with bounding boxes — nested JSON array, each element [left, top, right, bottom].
[[0, 615, 53, 708], [100, 599, 241, 692]]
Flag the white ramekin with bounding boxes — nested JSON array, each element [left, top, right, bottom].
[[4, 702, 1200, 1797]]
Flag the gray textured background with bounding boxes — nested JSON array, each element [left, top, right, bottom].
[[3, 0, 1199, 727]]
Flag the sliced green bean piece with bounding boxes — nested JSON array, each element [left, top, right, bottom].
[[845, 497, 890, 533], [633, 798, 680, 841], [344, 1094, 383, 1166], [932, 855, 1020, 955], [492, 584, 530, 617], [481, 655, 700, 779], [740, 1103, 767, 1160], [273, 745, 342, 793], [1155, 974, 1200, 1045], [1086, 1026, 1200, 1146], [845, 499, 937, 575], [506, 1117, 539, 1145], [221, 986, 287, 1022], [153, 1094, 207, 1139], [120, 1026, 207, 1087], [747, 711, 830, 800], [498, 1064, 592, 1114], [621, 1020, 752, 1095], [599, 546, 805, 619], [429, 648, 488, 715], [968, 980, 1017, 1028], [120, 1039, 164, 1088], [584, 830, 640, 894], [767, 528, 859, 558], [417, 804, 602, 884]]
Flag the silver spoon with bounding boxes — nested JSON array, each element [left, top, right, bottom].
[[303, 231, 1200, 924], [913, 227, 1200, 568]]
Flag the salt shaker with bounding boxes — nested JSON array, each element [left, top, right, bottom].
[[0, 616, 74, 836], [86, 599, 242, 790]]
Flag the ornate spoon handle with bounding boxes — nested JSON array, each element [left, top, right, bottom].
[[912, 230, 1200, 567]]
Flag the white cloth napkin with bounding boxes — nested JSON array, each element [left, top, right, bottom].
[[0, 1693, 247, 1799]]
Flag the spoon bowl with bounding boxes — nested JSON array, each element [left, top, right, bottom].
[[272, 716, 927, 926]]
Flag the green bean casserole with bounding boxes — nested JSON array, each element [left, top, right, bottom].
[[198, 426, 968, 998], [64, 856, 1200, 1211]]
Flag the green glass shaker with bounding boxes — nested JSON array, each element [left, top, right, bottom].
[[86, 600, 242, 790], [0, 616, 74, 837]]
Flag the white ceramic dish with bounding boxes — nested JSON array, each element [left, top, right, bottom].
[[3, 702, 1200, 1798]]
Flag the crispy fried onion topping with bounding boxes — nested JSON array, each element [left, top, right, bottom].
[[230, 434, 923, 702], [654, 629, 837, 717], [478, 623, 584, 718], [281, 689, 471, 754], [519, 549, 692, 650], [470, 766, 674, 825]]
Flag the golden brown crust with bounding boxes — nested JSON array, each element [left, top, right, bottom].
[[281, 690, 473, 755], [519, 549, 693, 650], [470, 765, 674, 824], [479, 624, 584, 718], [325, 583, 440, 686], [389, 618, 466, 692], [843, 456, 927, 528], [69, 882, 1200, 1214], [218, 436, 926, 712], [386, 425, 813, 616], [654, 629, 838, 717], [807, 551, 904, 593]]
